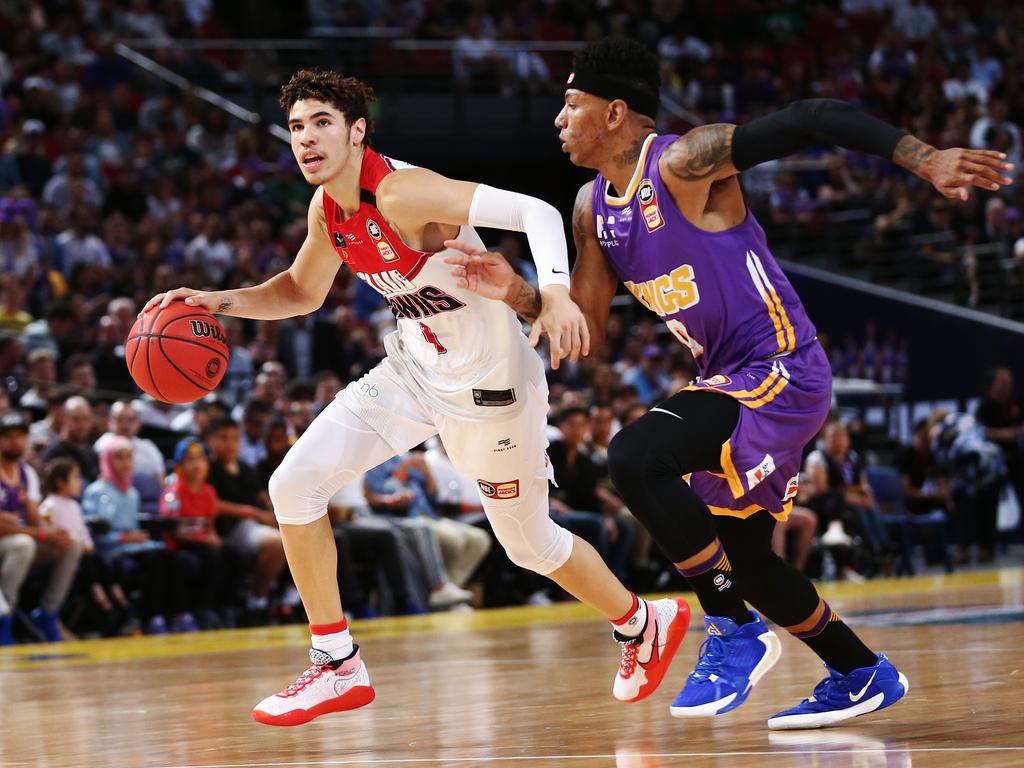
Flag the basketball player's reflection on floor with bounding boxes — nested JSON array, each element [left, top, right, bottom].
[[769, 730, 913, 767], [614, 743, 664, 768]]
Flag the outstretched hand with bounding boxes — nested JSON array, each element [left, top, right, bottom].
[[922, 148, 1014, 201]]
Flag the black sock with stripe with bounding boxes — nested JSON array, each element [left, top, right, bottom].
[[677, 540, 752, 625], [787, 600, 877, 675]]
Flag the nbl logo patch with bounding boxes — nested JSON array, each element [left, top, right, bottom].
[[366, 219, 397, 262], [637, 179, 664, 232], [333, 232, 347, 249], [703, 374, 732, 388], [477, 479, 520, 499]]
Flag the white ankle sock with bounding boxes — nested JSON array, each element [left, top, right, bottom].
[[310, 620, 354, 661], [612, 595, 649, 638]]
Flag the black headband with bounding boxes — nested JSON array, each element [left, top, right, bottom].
[[565, 69, 660, 119]]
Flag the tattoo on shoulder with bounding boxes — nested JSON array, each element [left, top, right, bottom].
[[664, 124, 734, 182], [571, 184, 591, 251], [893, 135, 935, 172], [572, 201, 587, 250]]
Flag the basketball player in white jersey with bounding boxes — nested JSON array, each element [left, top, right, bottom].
[[143, 68, 690, 726]]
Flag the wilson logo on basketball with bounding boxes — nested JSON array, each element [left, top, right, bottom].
[[188, 320, 227, 344]]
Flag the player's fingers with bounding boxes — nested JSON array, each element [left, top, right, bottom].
[[140, 294, 163, 314], [443, 239, 481, 257], [962, 162, 1013, 187], [963, 149, 1009, 164], [964, 152, 1014, 173], [568, 322, 582, 364], [159, 289, 184, 309], [580, 318, 591, 357], [442, 254, 471, 267], [528, 320, 542, 349], [183, 293, 209, 307], [549, 328, 567, 370]]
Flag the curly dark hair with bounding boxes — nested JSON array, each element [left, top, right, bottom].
[[572, 38, 660, 100], [279, 68, 376, 143]]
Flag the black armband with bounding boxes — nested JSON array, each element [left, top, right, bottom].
[[731, 99, 907, 172]]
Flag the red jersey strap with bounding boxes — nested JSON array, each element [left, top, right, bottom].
[[320, 148, 432, 279], [359, 147, 396, 197]]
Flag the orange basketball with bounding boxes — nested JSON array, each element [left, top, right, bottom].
[[125, 301, 229, 404]]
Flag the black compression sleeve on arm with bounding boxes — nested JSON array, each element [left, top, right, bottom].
[[731, 99, 907, 172]]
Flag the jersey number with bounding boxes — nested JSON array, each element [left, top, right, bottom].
[[419, 322, 447, 355], [667, 319, 704, 359]]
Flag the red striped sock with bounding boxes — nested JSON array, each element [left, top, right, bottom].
[[610, 594, 648, 638], [310, 618, 352, 661]]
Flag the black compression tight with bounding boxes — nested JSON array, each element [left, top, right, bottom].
[[608, 390, 739, 562]]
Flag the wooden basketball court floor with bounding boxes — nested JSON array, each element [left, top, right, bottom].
[[2, 567, 1022, 768]]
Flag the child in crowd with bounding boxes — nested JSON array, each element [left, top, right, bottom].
[[83, 437, 190, 635], [159, 438, 223, 629], [41, 458, 130, 634]]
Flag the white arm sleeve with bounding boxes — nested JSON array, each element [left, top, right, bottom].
[[467, 184, 570, 289]]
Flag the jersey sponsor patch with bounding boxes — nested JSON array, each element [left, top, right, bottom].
[[477, 479, 519, 499], [703, 374, 732, 387], [744, 453, 776, 490], [637, 179, 664, 232], [782, 474, 800, 502], [366, 219, 398, 262], [473, 388, 516, 407]]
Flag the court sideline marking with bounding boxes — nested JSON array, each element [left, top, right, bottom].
[[119, 745, 1024, 768]]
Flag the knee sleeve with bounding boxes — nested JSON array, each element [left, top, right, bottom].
[[269, 458, 360, 526], [484, 482, 573, 575]]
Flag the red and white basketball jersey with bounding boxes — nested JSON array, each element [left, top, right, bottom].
[[321, 148, 542, 422]]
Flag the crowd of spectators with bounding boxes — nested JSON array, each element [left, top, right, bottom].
[[0, 2, 1021, 644]]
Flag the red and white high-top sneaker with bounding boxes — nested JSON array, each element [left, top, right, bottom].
[[613, 597, 691, 703], [252, 646, 375, 726]]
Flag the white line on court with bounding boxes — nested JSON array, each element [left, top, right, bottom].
[[157, 746, 1024, 768]]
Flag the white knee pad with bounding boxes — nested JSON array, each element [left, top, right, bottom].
[[268, 456, 360, 526], [486, 491, 574, 576]]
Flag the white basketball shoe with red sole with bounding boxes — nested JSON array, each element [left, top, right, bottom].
[[613, 597, 691, 703], [252, 646, 375, 726]]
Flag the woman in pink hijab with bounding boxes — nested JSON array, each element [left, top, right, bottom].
[[82, 437, 194, 634]]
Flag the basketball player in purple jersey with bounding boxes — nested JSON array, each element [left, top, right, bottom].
[[450, 39, 1011, 729]]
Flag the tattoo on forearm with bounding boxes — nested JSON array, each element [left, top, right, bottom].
[[217, 298, 234, 313], [613, 136, 648, 169], [893, 135, 936, 173], [509, 279, 541, 322], [664, 124, 735, 181]]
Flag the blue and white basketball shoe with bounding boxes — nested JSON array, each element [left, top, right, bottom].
[[669, 611, 782, 717], [768, 653, 908, 730]]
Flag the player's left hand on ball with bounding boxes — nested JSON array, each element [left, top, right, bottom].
[[924, 148, 1014, 200], [442, 239, 517, 301], [141, 287, 230, 315], [533, 285, 590, 370]]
